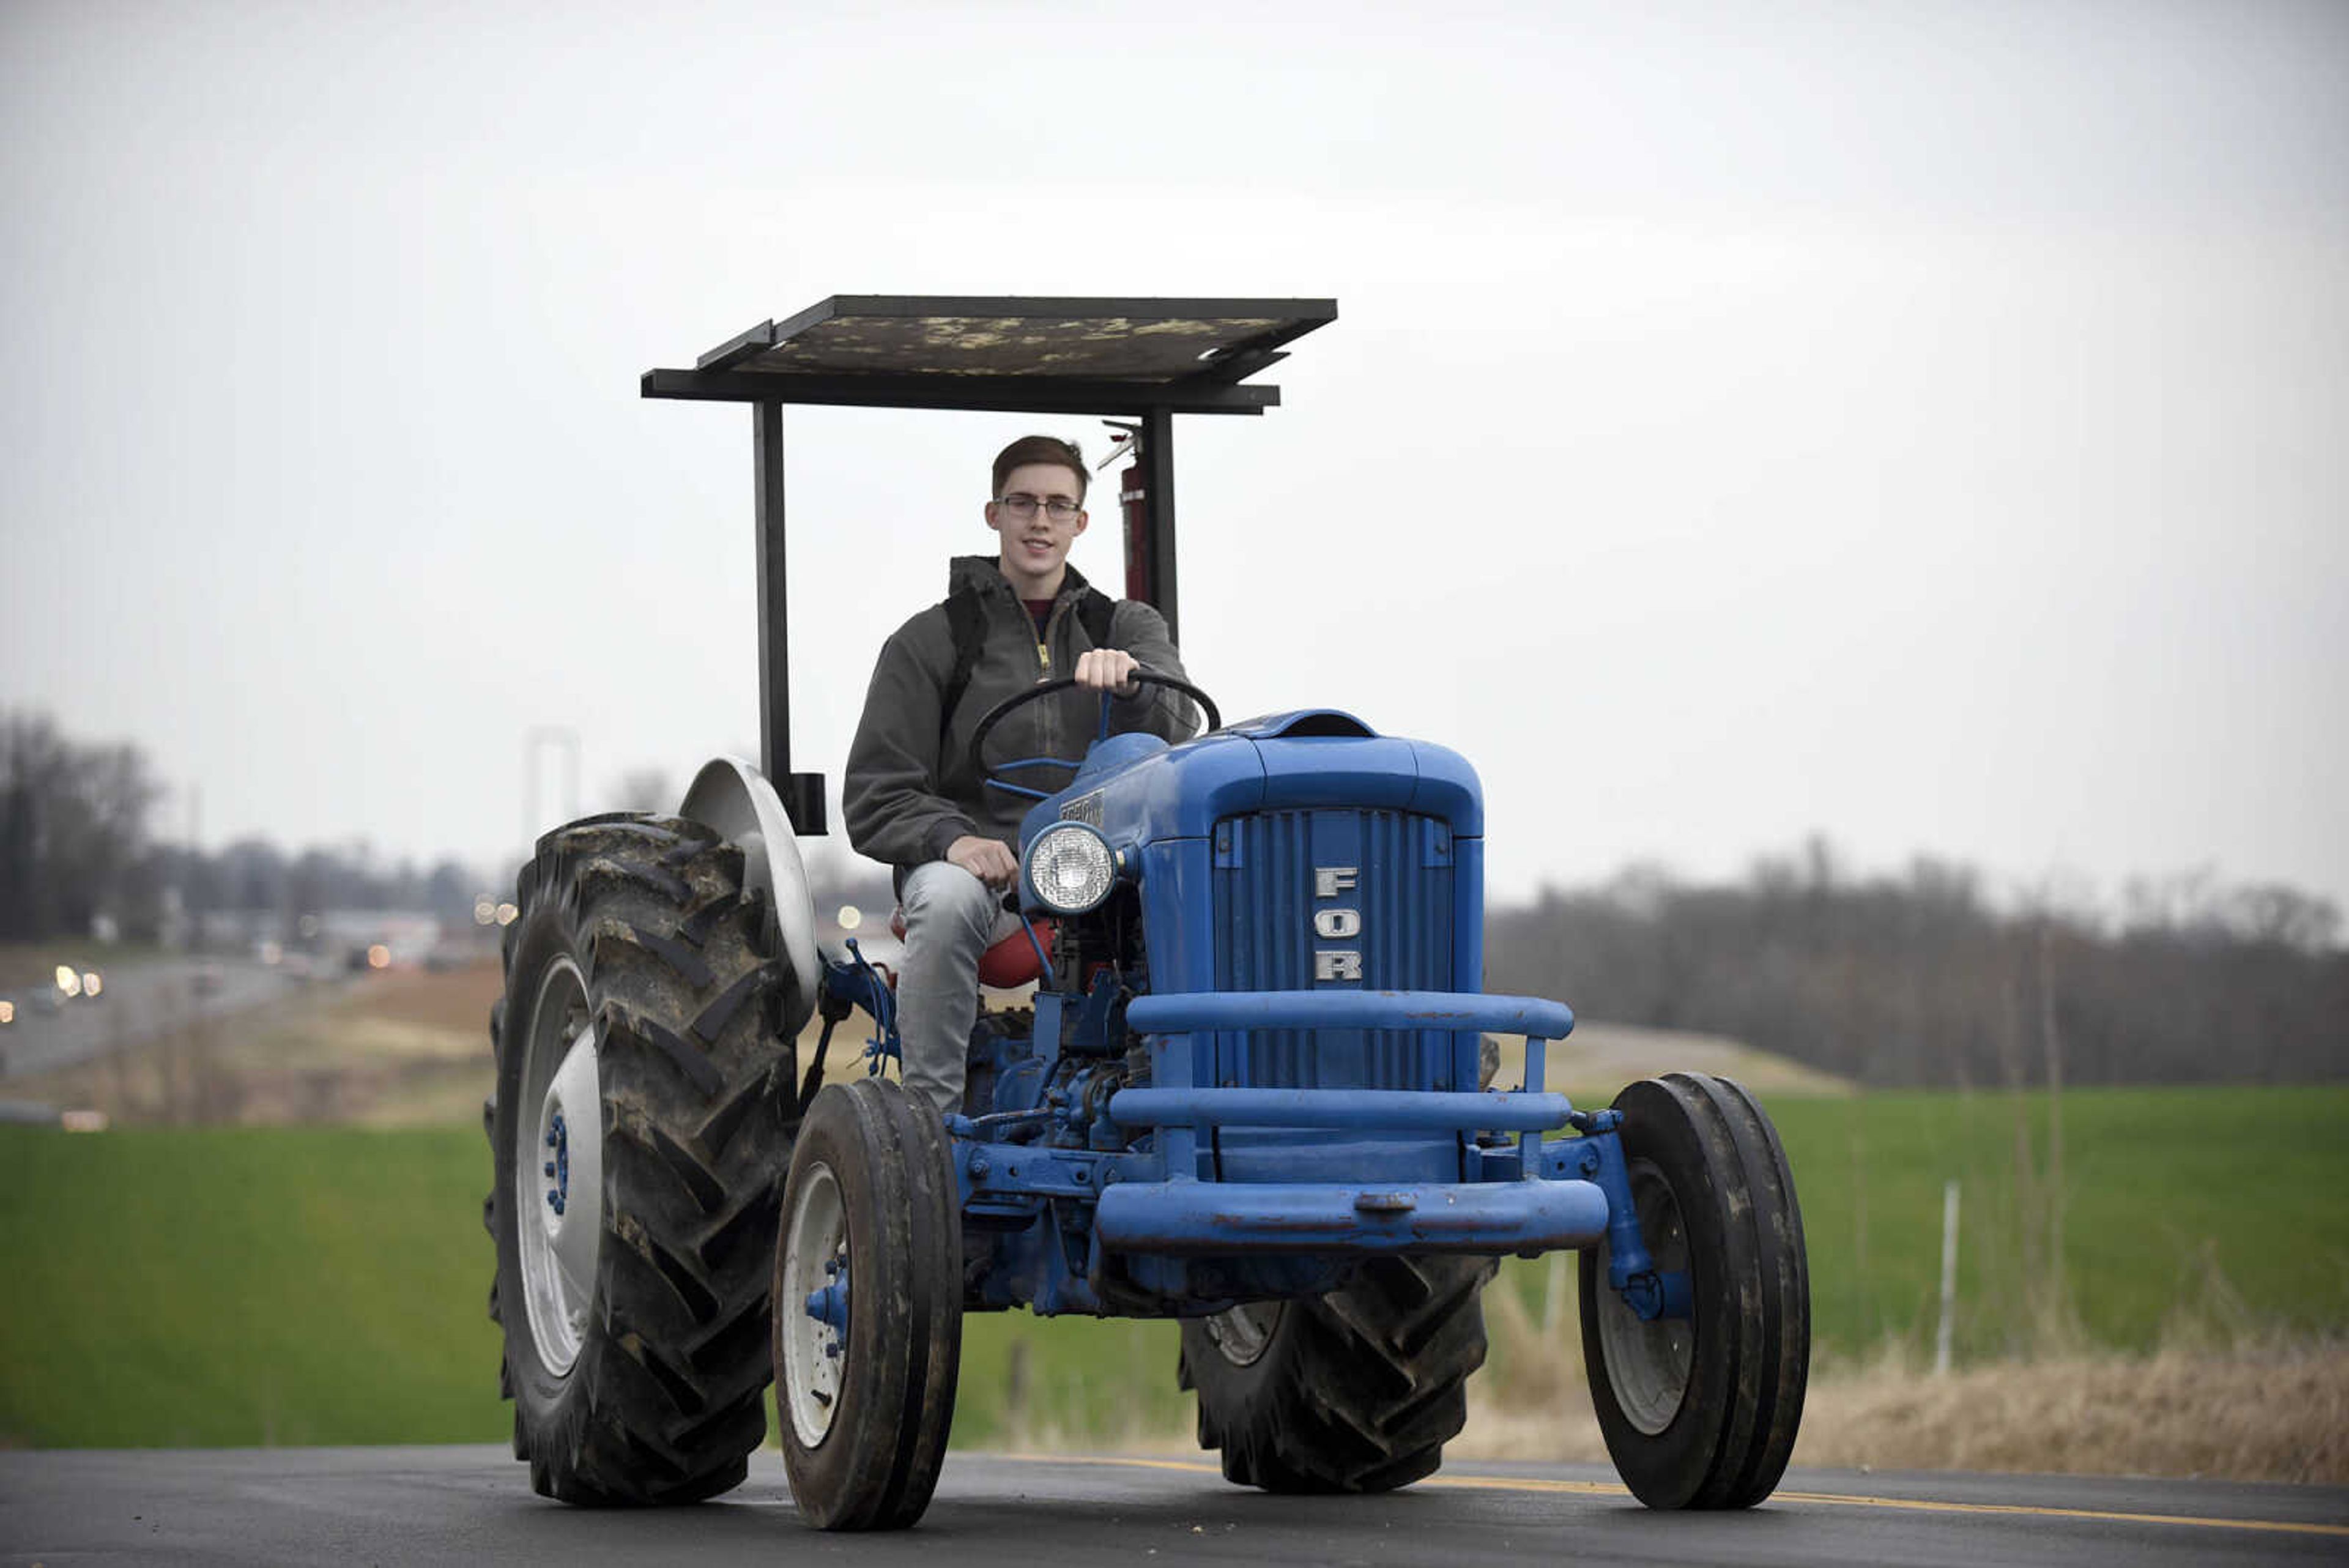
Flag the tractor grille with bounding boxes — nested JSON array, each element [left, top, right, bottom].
[[1210, 809, 1456, 1090]]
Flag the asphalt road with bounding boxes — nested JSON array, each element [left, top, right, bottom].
[[2, 1447, 2342, 1567]]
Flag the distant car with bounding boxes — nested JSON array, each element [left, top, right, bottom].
[[192, 963, 225, 997], [0, 997, 15, 1027], [80, 970, 104, 1000]]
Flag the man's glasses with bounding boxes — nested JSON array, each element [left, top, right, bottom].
[[995, 494, 1082, 522]]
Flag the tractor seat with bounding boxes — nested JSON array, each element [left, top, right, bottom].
[[888, 908, 1057, 989]]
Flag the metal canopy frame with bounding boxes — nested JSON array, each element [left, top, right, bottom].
[[643, 294, 1335, 836]]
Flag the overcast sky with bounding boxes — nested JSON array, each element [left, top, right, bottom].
[[4, 0, 2344, 915]]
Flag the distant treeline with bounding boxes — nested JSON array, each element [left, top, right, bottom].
[[153, 839, 486, 934], [1, 711, 484, 941], [1485, 839, 2348, 1088]]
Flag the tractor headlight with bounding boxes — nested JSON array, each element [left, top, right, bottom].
[[1022, 822, 1116, 915]]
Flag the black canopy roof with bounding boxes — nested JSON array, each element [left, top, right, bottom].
[[642, 295, 1336, 415]]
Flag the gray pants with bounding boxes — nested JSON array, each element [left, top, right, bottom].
[[896, 860, 1023, 1116]]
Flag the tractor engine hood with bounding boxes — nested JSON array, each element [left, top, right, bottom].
[[1019, 708, 1485, 853]]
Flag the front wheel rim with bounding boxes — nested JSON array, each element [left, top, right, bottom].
[[1594, 1157, 1693, 1436], [781, 1161, 849, 1449], [516, 956, 603, 1378]]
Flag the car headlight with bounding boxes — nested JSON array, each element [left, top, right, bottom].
[[1022, 822, 1116, 915]]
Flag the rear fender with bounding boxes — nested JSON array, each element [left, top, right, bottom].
[[678, 756, 820, 1036]]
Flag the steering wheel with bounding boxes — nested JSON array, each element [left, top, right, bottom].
[[966, 669, 1222, 803]]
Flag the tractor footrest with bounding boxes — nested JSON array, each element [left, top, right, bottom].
[[1093, 1177, 1607, 1256]]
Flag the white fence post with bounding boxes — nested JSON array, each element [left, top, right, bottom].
[[1934, 1179, 1961, 1376]]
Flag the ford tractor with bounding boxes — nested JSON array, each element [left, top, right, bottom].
[[483, 297, 1809, 1528]]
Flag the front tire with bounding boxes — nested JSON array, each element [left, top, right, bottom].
[[1180, 1256, 1496, 1492], [486, 816, 800, 1504], [1578, 1072, 1809, 1509], [777, 1077, 964, 1531]]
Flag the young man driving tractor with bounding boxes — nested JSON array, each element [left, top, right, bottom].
[[843, 434, 1197, 1115]]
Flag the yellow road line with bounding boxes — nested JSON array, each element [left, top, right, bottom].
[[1781, 1490, 2349, 1539], [1002, 1453, 2349, 1539], [1007, 1453, 1223, 1476]]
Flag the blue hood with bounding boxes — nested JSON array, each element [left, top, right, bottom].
[[1019, 709, 1484, 852]]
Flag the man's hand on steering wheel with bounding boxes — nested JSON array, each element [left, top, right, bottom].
[[1072, 647, 1140, 698], [965, 668, 1222, 797]]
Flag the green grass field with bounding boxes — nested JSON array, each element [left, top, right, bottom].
[[0, 1127, 496, 1447], [4, 1085, 2343, 1448], [1770, 1085, 2349, 1358]]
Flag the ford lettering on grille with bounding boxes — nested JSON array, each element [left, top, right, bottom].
[[1313, 866, 1361, 981]]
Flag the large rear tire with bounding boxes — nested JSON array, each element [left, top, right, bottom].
[[777, 1077, 963, 1531], [484, 815, 803, 1505], [1578, 1072, 1809, 1509], [1179, 1255, 1496, 1493]]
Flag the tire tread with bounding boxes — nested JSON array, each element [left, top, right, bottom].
[[1187, 1255, 1494, 1493], [486, 814, 797, 1507]]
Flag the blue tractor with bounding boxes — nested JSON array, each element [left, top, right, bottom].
[[484, 297, 1809, 1528]]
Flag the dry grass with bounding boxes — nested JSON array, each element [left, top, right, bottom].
[[10, 959, 877, 1129], [1490, 1019, 1857, 1105], [1461, 1339, 2349, 1485], [349, 960, 508, 1035], [6, 963, 506, 1127], [1794, 1338, 2347, 1482], [1461, 1265, 2349, 1484]]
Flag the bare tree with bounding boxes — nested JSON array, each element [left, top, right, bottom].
[[0, 710, 165, 940]]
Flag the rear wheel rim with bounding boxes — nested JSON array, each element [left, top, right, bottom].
[[1594, 1157, 1693, 1436], [781, 1161, 849, 1448], [516, 956, 603, 1378]]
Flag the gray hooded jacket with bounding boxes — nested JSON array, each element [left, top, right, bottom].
[[844, 555, 1196, 871]]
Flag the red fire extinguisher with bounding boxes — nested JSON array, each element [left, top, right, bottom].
[[1099, 420, 1151, 606]]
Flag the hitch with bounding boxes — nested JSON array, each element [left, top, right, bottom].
[[811, 938, 902, 1086]]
